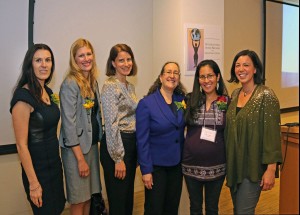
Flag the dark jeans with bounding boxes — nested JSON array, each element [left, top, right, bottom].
[[184, 175, 225, 215], [100, 132, 137, 215], [230, 178, 262, 215], [144, 164, 183, 215]]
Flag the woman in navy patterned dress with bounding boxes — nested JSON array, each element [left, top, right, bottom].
[[182, 60, 229, 215]]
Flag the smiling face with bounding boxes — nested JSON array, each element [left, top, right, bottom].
[[198, 65, 219, 95], [112, 51, 133, 81], [32, 49, 52, 85], [160, 62, 180, 92], [75, 46, 94, 75], [234, 55, 256, 85]]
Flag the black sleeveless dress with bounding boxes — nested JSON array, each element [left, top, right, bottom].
[[10, 87, 65, 215]]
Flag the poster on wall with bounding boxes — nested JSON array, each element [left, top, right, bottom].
[[184, 24, 223, 76]]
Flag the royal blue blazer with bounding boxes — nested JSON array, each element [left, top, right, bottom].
[[136, 89, 185, 175]]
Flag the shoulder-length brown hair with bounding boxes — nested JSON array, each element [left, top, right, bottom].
[[228, 49, 264, 84], [106, 44, 137, 76]]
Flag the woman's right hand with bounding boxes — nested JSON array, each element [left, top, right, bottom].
[[29, 184, 43, 208], [13, 101, 43, 207], [78, 159, 90, 177], [142, 173, 153, 190]]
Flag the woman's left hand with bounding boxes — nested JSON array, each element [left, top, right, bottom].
[[260, 163, 276, 191], [78, 158, 90, 177], [142, 173, 153, 190]]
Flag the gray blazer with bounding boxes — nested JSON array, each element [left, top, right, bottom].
[[59, 78, 103, 154]]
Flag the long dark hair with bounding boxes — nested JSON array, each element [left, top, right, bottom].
[[13, 44, 55, 103], [228, 49, 264, 84], [185, 59, 228, 124], [147, 61, 186, 96]]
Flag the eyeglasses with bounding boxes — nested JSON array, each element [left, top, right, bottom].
[[164, 71, 181, 77], [199, 74, 215, 81]]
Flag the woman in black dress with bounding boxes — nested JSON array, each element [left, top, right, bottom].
[[10, 44, 65, 215]]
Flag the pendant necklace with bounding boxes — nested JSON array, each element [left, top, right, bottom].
[[242, 85, 256, 97]]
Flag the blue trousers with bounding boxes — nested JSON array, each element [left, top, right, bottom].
[[184, 175, 225, 215], [230, 178, 262, 215]]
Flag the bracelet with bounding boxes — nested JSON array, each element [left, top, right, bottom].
[[29, 184, 40, 191]]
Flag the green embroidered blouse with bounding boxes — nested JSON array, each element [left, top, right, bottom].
[[225, 85, 282, 192]]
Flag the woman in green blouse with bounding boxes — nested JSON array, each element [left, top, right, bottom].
[[225, 50, 282, 215]]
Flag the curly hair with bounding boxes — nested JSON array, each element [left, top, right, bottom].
[[147, 61, 186, 96]]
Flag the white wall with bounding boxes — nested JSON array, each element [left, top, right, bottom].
[[153, 0, 224, 93], [33, 0, 153, 100], [223, 0, 263, 94], [0, 0, 28, 146], [0, 0, 154, 147], [1, 1, 298, 215]]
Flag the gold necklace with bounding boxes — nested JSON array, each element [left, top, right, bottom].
[[242, 85, 256, 97]]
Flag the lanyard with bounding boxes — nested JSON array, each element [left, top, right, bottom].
[[202, 102, 216, 131]]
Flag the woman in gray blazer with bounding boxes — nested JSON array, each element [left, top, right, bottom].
[[59, 38, 103, 215]]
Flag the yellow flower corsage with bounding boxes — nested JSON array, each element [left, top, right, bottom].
[[174, 100, 186, 112], [50, 93, 60, 105], [83, 98, 94, 109]]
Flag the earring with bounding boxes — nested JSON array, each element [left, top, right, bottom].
[[217, 82, 219, 90]]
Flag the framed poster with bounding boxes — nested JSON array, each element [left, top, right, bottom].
[[184, 24, 223, 76]]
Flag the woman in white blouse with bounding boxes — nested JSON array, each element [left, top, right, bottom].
[[100, 44, 138, 215]]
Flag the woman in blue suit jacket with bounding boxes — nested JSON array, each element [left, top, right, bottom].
[[136, 62, 186, 215], [59, 38, 103, 214]]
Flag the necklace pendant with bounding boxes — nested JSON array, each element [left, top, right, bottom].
[[243, 92, 247, 97]]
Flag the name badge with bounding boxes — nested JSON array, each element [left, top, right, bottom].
[[200, 127, 217, 143]]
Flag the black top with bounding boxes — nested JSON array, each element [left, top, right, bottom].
[[10, 87, 60, 143], [10, 86, 65, 215], [91, 95, 100, 145]]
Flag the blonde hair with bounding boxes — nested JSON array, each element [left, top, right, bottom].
[[67, 38, 99, 99]]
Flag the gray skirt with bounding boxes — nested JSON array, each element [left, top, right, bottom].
[[61, 144, 101, 204]]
